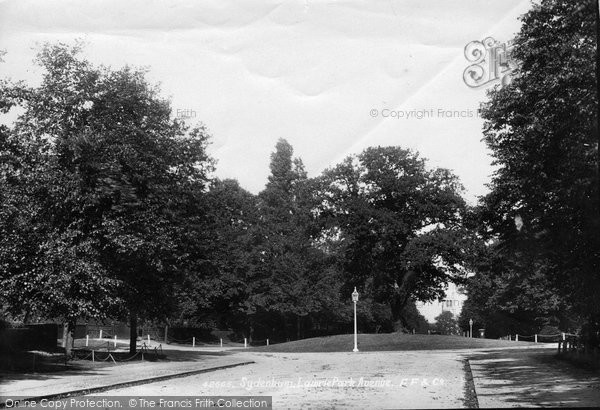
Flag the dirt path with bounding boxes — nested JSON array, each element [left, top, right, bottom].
[[467, 347, 600, 408], [4, 344, 597, 408], [97, 351, 467, 409]]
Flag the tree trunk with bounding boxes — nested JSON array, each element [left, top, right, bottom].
[[284, 319, 290, 342], [390, 293, 410, 321], [391, 270, 417, 326], [129, 313, 137, 355], [296, 315, 301, 340], [62, 322, 74, 357]]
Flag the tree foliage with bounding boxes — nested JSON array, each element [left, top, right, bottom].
[[0, 42, 214, 352], [252, 139, 344, 340], [318, 146, 474, 325], [434, 311, 459, 336], [1, 41, 487, 347], [471, 0, 599, 344]]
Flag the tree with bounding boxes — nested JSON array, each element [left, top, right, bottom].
[[318, 146, 474, 326], [434, 311, 459, 336], [400, 300, 430, 334], [182, 178, 261, 331], [0, 55, 122, 341], [457, 238, 578, 339], [0, 41, 214, 353], [250, 139, 342, 340], [478, 0, 599, 347]]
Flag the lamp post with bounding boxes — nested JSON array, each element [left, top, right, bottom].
[[469, 318, 473, 338], [352, 287, 359, 352]]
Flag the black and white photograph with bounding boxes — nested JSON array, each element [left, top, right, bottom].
[[0, 0, 599, 408]]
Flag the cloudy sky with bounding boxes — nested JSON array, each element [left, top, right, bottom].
[[0, 0, 532, 203]]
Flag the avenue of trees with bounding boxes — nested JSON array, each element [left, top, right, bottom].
[[0, 42, 468, 351], [1, 0, 599, 352]]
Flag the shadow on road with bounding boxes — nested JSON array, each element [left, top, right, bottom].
[[467, 348, 600, 407]]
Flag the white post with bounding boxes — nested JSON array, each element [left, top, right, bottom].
[[352, 287, 359, 352], [267, 339, 269, 346], [535, 334, 538, 343], [193, 337, 196, 347], [114, 335, 117, 347], [92, 350, 95, 362], [469, 319, 473, 339], [562, 332, 565, 341], [99, 329, 103, 339], [244, 338, 247, 348], [220, 338, 223, 347], [147, 334, 150, 344], [86, 335, 89, 347], [516, 334, 519, 342], [353, 299, 358, 352]]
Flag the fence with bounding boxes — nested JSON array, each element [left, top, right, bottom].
[[497, 331, 600, 367], [158, 335, 271, 348], [557, 334, 582, 354], [498, 332, 575, 343], [556, 334, 600, 369], [75, 323, 131, 339], [71, 340, 164, 363], [73, 326, 274, 355]]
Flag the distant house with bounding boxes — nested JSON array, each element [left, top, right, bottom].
[[415, 283, 467, 323]]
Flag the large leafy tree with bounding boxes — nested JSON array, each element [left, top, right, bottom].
[[0, 55, 121, 329], [318, 146, 474, 326], [0, 42, 214, 353], [457, 244, 573, 339], [177, 178, 261, 331], [477, 0, 599, 346]]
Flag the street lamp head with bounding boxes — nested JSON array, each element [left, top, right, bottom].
[[352, 287, 359, 303]]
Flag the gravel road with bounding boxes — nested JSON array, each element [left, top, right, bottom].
[[98, 351, 467, 409]]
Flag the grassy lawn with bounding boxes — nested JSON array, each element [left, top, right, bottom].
[[249, 333, 537, 353]]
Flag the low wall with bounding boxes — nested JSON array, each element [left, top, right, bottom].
[[0, 323, 58, 352]]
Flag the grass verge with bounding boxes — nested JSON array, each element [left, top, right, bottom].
[[248, 333, 536, 353]]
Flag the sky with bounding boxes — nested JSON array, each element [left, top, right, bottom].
[[0, 0, 532, 203]]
